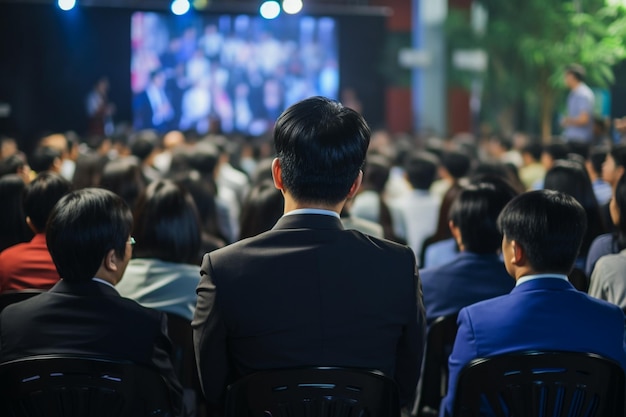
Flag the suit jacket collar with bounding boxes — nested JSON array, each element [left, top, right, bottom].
[[49, 279, 121, 297], [272, 213, 345, 232], [511, 277, 575, 294]]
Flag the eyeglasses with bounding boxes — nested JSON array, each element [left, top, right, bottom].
[[128, 237, 136, 246]]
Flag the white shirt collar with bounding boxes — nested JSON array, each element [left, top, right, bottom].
[[92, 277, 117, 290], [516, 274, 569, 287], [283, 208, 340, 219]]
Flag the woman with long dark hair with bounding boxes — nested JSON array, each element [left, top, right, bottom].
[[586, 172, 626, 277], [588, 172, 626, 308], [116, 179, 201, 321]]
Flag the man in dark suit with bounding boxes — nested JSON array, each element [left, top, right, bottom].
[[0, 188, 183, 416], [421, 178, 517, 324], [439, 190, 626, 417], [133, 69, 175, 133], [192, 96, 426, 413]]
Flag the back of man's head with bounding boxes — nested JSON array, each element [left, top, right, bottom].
[[130, 130, 160, 162], [441, 150, 471, 179], [30, 146, 62, 173], [405, 151, 439, 191], [589, 147, 609, 176], [522, 142, 543, 162], [46, 188, 133, 282], [497, 190, 586, 275], [0, 154, 28, 178], [362, 154, 391, 193], [543, 142, 570, 162], [610, 144, 626, 170], [274, 96, 370, 205], [24, 171, 72, 233], [449, 179, 518, 254]]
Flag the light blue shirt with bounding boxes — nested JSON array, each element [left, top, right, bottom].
[[92, 277, 117, 290], [564, 83, 594, 142]]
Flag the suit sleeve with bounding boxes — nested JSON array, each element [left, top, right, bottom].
[[439, 307, 478, 417], [393, 248, 427, 407], [152, 312, 184, 417], [192, 253, 231, 408]]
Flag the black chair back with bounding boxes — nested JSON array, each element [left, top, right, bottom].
[[415, 313, 459, 417], [452, 350, 625, 417], [225, 367, 400, 417], [0, 289, 44, 312], [166, 312, 205, 417], [0, 354, 175, 417]]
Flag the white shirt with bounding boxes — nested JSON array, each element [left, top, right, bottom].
[[283, 208, 340, 219], [516, 274, 568, 287]]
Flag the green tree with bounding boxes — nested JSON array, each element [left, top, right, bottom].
[[447, 0, 626, 141]]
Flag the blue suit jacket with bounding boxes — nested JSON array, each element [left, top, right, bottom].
[[440, 277, 626, 417], [421, 252, 515, 324]]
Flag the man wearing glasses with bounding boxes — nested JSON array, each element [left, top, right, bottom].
[[0, 188, 183, 416]]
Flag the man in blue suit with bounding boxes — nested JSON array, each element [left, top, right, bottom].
[[421, 178, 517, 324], [440, 189, 626, 417]]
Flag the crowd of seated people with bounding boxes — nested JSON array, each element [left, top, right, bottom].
[[1, 100, 626, 417]]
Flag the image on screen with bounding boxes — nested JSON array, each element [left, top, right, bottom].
[[131, 12, 339, 136]]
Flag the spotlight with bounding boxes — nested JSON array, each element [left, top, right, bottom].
[[283, 0, 303, 14], [57, 0, 76, 11], [260, 1, 281, 20], [171, 0, 191, 15]]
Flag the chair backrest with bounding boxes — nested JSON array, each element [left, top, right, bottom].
[[0, 289, 44, 312], [0, 354, 175, 417], [415, 313, 459, 416], [225, 367, 401, 417], [452, 350, 626, 417], [166, 312, 204, 417], [166, 312, 197, 387]]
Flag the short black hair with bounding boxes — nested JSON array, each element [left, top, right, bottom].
[[0, 154, 28, 177], [189, 141, 220, 176], [589, 147, 609, 175], [23, 171, 72, 233], [47, 188, 133, 282], [405, 151, 439, 190], [132, 179, 201, 265], [274, 96, 370, 205], [362, 154, 391, 193], [441, 151, 471, 179], [449, 180, 518, 254], [522, 142, 543, 162], [543, 142, 569, 162], [568, 141, 590, 160], [610, 144, 626, 169], [30, 146, 61, 173], [497, 190, 587, 274], [130, 130, 160, 162], [566, 63, 586, 82]]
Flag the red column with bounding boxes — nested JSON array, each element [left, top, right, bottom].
[[371, 0, 413, 134]]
